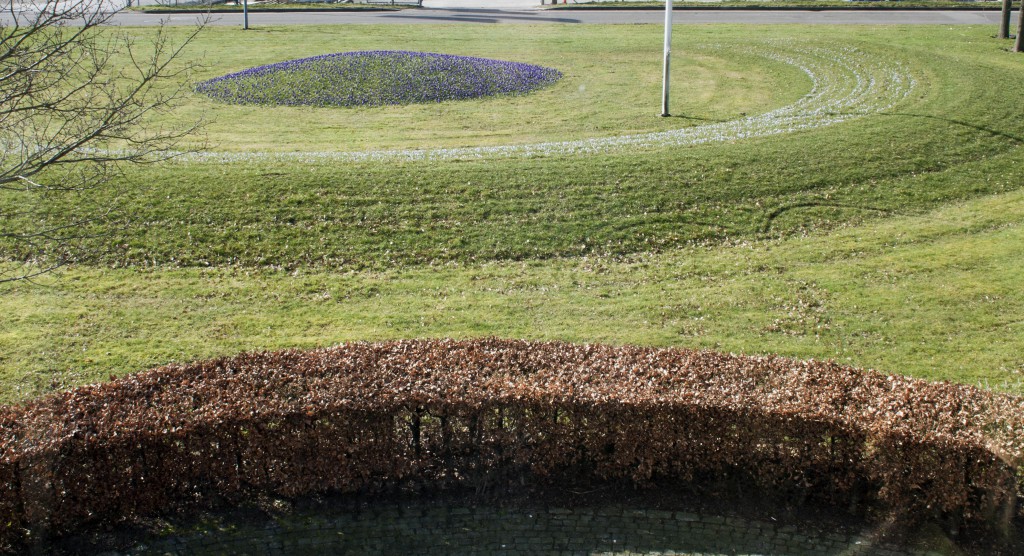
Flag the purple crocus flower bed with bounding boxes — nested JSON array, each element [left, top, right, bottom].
[[194, 51, 562, 107]]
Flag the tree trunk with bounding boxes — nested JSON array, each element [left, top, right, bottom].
[[1000, 0, 1013, 39], [1017, 4, 1024, 51]]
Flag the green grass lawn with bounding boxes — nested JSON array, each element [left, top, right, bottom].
[[1, 24, 1023, 404], [151, 25, 802, 152]]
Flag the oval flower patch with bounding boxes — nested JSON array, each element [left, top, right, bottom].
[[195, 50, 563, 108]]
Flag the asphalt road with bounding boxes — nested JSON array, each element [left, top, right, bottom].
[[97, 8, 1007, 27]]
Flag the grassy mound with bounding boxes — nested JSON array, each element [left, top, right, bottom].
[[2, 25, 1023, 407]]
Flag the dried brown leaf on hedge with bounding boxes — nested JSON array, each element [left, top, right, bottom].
[[0, 339, 1021, 552]]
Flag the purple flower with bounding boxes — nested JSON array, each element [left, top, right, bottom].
[[195, 51, 563, 108]]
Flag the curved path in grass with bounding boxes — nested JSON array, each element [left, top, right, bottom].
[[182, 42, 915, 164]]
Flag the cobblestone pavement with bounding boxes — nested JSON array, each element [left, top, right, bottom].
[[115, 503, 953, 556]]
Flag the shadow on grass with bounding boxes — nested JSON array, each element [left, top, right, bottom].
[[880, 111, 1024, 144]]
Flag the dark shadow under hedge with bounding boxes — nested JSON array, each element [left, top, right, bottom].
[[1, 339, 1022, 552]]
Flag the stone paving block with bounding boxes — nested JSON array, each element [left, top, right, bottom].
[[131, 502, 964, 556]]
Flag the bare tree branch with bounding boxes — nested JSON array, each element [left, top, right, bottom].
[[0, 0, 206, 282]]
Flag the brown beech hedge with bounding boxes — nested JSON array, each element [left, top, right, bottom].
[[1, 339, 1023, 551]]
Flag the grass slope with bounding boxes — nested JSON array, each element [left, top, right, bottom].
[[6, 26, 1021, 268], [1, 25, 1023, 404], [2, 185, 1022, 404]]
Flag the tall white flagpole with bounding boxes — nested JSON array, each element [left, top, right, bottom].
[[661, 0, 673, 117]]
